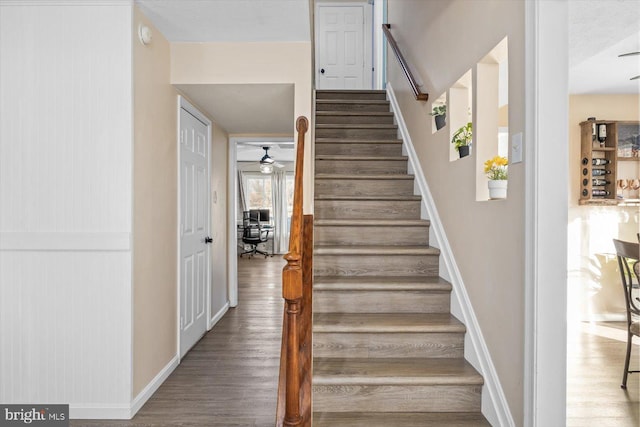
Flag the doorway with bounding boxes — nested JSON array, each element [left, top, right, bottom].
[[315, 1, 373, 89], [227, 137, 296, 308]]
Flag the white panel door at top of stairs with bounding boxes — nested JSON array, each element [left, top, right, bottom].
[[317, 5, 368, 90]]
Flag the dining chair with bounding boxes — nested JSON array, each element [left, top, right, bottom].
[[612, 238, 640, 389]]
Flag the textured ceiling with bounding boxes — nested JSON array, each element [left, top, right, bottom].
[[136, 0, 310, 42], [569, 0, 640, 94]]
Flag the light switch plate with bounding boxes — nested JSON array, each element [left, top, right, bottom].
[[512, 132, 523, 164]]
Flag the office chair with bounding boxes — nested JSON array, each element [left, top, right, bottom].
[[613, 238, 640, 389], [240, 211, 271, 258]]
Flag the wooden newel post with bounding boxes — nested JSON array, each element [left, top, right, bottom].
[[283, 253, 303, 426], [276, 116, 309, 427]]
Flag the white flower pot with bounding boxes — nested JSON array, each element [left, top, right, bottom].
[[488, 180, 508, 200]]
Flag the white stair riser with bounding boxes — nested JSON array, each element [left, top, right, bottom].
[[313, 384, 482, 413], [316, 178, 414, 197], [315, 159, 408, 175], [314, 290, 448, 314], [316, 143, 403, 157], [314, 254, 439, 277], [315, 225, 428, 246], [314, 200, 421, 220], [313, 332, 464, 359], [316, 128, 398, 139]]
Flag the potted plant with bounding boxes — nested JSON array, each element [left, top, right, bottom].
[[484, 155, 509, 199], [430, 104, 447, 130], [451, 122, 472, 158]]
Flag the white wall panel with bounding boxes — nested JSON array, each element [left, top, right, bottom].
[[0, 2, 132, 233], [0, 251, 132, 405], [0, 1, 134, 417]]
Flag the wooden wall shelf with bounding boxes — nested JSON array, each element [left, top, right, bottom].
[[579, 120, 640, 204]]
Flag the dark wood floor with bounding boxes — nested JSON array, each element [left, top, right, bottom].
[[567, 321, 639, 427], [71, 257, 639, 426], [72, 255, 286, 427]]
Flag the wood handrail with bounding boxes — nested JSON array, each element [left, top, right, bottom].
[[382, 24, 429, 102], [276, 116, 313, 427]]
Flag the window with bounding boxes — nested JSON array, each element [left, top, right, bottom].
[[245, 174, 272, 211], [285, 173, 294, 218]]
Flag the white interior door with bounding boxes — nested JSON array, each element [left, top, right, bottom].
[[179, 107, 210, 358], [317, 4, 371, 89]]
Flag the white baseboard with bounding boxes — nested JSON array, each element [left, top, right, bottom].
[[208, 301, 230, 330], [387, 83, 515, 427], [69, 404, 131, 420], [130, 354, 180, 418]]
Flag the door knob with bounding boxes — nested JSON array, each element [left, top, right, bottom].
[[320, 68, 325, 74], [205, 236, 213, 244]]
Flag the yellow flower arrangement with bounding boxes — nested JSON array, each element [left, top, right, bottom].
[[484, 156, 508, 180]]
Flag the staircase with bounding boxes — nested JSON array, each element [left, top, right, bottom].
[[312, 90, 491, 426]]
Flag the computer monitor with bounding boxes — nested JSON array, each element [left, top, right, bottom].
[[249, 209, 270, 223]]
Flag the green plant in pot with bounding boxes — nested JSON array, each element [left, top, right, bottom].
[[430, 104, 447, 130], [452, 122, 472, 158]]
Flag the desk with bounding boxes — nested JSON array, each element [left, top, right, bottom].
[[237, 224, 275, 256]]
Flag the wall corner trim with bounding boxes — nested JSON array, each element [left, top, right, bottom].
[[387, 82, 515, 427], [129, 354, 180, 419], [208, 301, 230, 330]]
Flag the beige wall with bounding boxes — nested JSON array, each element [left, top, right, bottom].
[[568, 95, 640, 321], [132, 6, 179, 396], [133, 7, 232, 397], [171, 42, 313, 212], [387, 0, 525, 423], [210, 123, 229, 317]]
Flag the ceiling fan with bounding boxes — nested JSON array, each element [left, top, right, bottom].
[[258, 146, 284, 173], [618, 51, 640, 80]]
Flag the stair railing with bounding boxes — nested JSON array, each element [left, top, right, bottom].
[[382, 24, 429, 101], [276, 116, 313, 427]]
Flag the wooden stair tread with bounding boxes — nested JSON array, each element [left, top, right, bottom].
[[316, 90, 386, 94], [315, 219, 429, 226], [313, 358, 483, 385], [316, 173, 413, 180], [313, 412, 491, 427], [314, 275, 451, 291], [315, 194, 421, 201], [314, 313, 465, 333], [316, 99, 389, 104], [315, 138, 402, 144], [316, 155, 407, 161], [315, 245, 439, 256], [316, 111, 394, 116], [316, 123, 397, 129]]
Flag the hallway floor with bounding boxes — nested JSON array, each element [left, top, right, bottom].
[[72, 255, 285, 427]]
